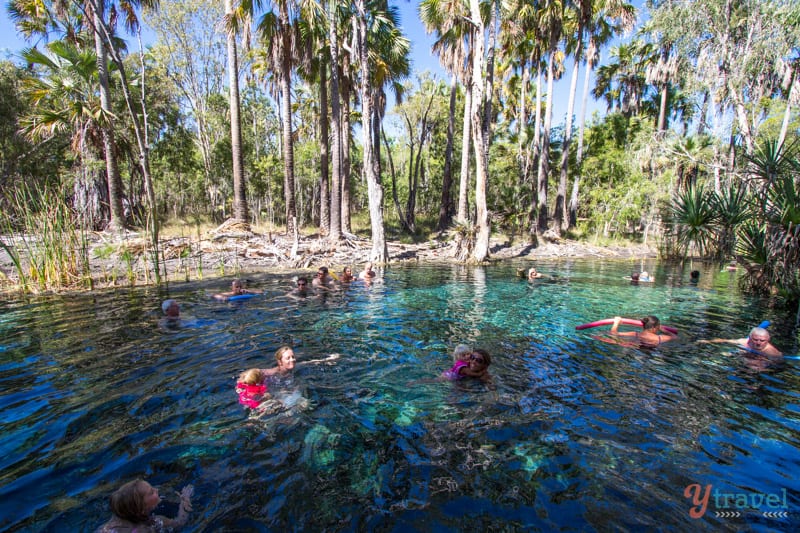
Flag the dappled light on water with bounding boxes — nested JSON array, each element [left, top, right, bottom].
[[0, 261, 798, 530]]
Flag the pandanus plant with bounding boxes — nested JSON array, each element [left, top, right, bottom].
[[737, 139, 800, 300], [669, 184, 718, 257]]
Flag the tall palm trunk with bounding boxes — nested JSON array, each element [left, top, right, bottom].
[[318, 63, 330, 232], [280, 2, 297, 235], [342, 83, 353, 233], [530, 63, 542, 233], [327, 0, 342, 242], [279, 4, 296, 235], [225, 0, 249, 223], [569, 39, 595, 228], [91, 1, 125, 231]]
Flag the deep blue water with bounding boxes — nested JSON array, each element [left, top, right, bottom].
[[1, 260, 799, 532]]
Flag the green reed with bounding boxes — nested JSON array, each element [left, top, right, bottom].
[[0, 184, 91, 292]]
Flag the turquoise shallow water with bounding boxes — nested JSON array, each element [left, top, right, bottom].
[[1, 260, 799, 531]]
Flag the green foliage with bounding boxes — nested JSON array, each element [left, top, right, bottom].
[[668, 184, 717, 257], [578, 113, 664, 238], [0, 183, 91, 291], [735, 140, 800, 300]]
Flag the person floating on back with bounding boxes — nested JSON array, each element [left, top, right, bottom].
[[609, 315, 677, 348], [213, 279, 259, 300], [527, 267, 543, 280], [700, 327, 782, 357]]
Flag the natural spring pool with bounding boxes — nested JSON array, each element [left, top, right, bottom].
[[1, 260, 799, 531]]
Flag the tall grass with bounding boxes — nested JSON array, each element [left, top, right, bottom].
[[0, 184, 91, 292]]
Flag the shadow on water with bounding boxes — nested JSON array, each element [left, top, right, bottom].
[[0, 261, 799, 531]]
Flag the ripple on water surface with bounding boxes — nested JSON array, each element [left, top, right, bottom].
[[0, 262, 798, 531]]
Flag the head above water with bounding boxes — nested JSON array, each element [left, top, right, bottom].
[[239, 368, 265, 385], [640, 316, 661, 331], [470, 348, 492, 367], [748, 327, 771, 344], [161, 299, 179, 317], [109, 479, 155, 524], [453, 344, 472, 360], [274, 345, 296, 370]]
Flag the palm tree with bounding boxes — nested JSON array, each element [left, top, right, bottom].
[[19, 41, 108, 228], [11, 0, 161, 235], [498, 0, 546, 235], [535, 0, 566, 235], [87, 0, 126, 230], [592, 40, 649, 117], [257, 0, 300, 236], [224, 0, 250, 225], [326, 0, 343, 241], [296, 1, 330, 233]]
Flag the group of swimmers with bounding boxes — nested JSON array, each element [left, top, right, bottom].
[[105, 263, 784, 531]]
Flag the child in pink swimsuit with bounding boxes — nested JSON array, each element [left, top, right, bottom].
[[442, 346, 492, 383], [236, 368, 269, 408]]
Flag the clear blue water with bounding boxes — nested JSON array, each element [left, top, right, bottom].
[[1, 261, 799, 532]]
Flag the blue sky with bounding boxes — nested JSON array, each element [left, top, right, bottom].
[[1, 1, 634, 128]]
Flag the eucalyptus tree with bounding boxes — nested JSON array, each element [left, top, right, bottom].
[[145, 0, 227, 214], [648, 0, 800, 155], [420, 0, 473, 229], [390, 75, 444, 233], [566, 0, 636, 228], [468, 0, 497, 262]]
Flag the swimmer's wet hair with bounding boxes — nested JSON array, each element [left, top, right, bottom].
[[161, 299, 176, 314]]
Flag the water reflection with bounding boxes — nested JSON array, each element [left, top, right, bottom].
[[0, 262, 798, 531]]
